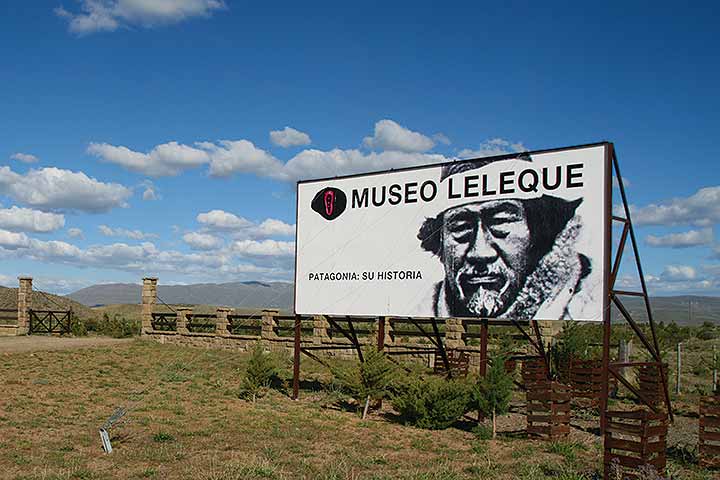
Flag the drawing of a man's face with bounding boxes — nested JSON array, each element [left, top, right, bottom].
[[441, 200, 532, 317]]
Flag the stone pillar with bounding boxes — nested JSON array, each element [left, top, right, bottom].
[[216, 307, 232, 335], [535, 320, 562, 349], [16, 277, 33, 335], [261, 309, 279, 339], [445, 318, 465, 349], [312, 315, 328, 344], [176, 307, 191, 334], [141, 277, 158, 334], [382, 317, 393, 345]]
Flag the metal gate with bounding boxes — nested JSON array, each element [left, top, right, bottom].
[[29, 310, 73, 335]]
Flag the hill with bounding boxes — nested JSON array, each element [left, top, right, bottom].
[[0, 286, 97, 320], [613, 295, 720, 326], [68, 281, 293, 310], [67, 282, 720, 326]]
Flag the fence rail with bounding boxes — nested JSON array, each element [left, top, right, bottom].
[[274, 315, 313, 337], [151, 312, 177, 331], [0, 308, 18, 324], [327, 316, 376, 338], [227, 314, 262, 336], [186, 313, 216, 333], [389, 318, 444, 342]]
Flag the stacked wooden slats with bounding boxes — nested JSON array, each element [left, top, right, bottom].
[[570, 359, 603, 400], [699, 394, 720, 469], [433, 349, 469, 377], [522, 357, 571, 439], [603, 410, 668, 480], [521, 356, 548, 386], [637, 363, 668, 407]]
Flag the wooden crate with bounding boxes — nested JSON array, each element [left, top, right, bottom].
[[522, 356, 549, 386], [604, 409, 668, 480], [699, 394, 720, 469], [637, 363, 668, 407], [570, 359, 603, 399], [526, 380, 571, 439], [433, 349, 469, 377]]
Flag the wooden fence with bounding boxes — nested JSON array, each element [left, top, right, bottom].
[[699, 394, 720, 469], [603, 409, 667, 479]]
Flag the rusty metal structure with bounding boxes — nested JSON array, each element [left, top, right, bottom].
[[291, 142, 672, 479]]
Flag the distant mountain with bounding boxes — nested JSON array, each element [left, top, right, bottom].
[[66, 283, 720, 325], [67, 281, 294, 310], [612, 295, 720, 326]]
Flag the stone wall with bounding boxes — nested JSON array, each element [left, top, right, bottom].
[[142, 306, 499, 373], [0, 277, 32, 336]]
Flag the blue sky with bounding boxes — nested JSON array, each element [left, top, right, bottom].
[[0, 1, 718, 295]]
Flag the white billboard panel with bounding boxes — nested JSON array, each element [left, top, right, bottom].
[[295, 143, 610, 321]]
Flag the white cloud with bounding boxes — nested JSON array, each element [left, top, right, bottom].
[[0, 230, 31, 250], [0, 233, 290, 282], [88, 119, 455, 181], [141, 180, 160, 200], [99, 225, 158, 240], [55, 0, 226, 35], [0, 206, 65, 233], [182, 231, 223, 250], [253, 219, 295, 238], [33, 277, 95, 295], [433, 133, 451, 145], [67, 227, 84, 239], [202, 140, 286, 178], [281, 148, 448, 182], [270, 127, 311, 148], [363, 119, 435, 153], [661, 265, 697, 282], [11, 152, 39, 163], [646, 228, 714, 248], [88, 141, 209, 177], [458, 138, 527, 158], [0, 166, 131, 213], [195, 210, 294, 239], [629, 186, 720, 227], [197, 210, 252, 230], [612, 176, 631, 189], [232, 239, 295, 257]]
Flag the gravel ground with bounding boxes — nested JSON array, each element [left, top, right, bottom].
[[0, 335, 133, 354]]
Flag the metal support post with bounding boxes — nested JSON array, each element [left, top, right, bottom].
[[292, 314, 301, 400]]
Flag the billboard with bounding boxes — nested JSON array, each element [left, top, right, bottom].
[[295, 143, 610, 321]]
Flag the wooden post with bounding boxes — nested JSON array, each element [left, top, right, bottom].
[[676, 343, 681, 395], [480, 319, 488, 377], [377, 317, 385, 351], [292, 314, 301, 400], [713, 345, 717, 393]]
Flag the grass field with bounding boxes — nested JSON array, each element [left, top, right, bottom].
[[0, 340, 717, 480]]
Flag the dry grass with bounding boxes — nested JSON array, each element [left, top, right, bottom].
[[0, 340, 715, 480]]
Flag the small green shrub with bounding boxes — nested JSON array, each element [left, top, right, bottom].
[[92, 313, 141, 338], [471, 355, 513, 438], [331, 346, 397, 418], [240, 342, 280, 402], [472, 424, 493, 441], [392, 376, 471, 430], [152, 431, 175, 443], [71, 318, 88, 336]]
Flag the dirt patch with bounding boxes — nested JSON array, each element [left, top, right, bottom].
[[0, 335, 133, 354]]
